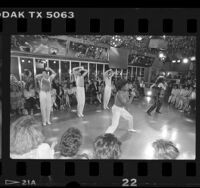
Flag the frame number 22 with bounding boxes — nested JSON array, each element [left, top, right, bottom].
[[122, 178, 137, 187]]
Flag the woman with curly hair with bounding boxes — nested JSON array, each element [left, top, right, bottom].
[[54, 127, 89, 159], [10, 116, 52, 159], [93, 133, 121, 159], [152, 139, 180, 159]]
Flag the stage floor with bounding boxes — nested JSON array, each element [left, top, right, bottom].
[[34, 97, 195, 159]]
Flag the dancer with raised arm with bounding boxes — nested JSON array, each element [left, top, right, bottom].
[[103, 69, 115, 110], [73, 66, 88, 117], [105, 79, 137, 134], [36, 67, 56, 126]]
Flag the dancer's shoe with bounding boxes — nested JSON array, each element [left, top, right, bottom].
[[128, 129, 137, 132]]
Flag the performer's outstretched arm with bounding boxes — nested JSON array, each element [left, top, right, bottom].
[[81, 69, 88, 77], [46, 67, 57, 80], [35, 73, 43, 80], [103, 69, 112, 78], [72, 66, 83, 76]]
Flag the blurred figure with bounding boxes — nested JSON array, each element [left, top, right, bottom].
[[93, 134, 121, 159], [147, 76, 166, 115]]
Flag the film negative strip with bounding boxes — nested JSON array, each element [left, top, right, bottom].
[[0, 7, 199, 187]]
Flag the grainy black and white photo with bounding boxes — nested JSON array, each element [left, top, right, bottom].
[[10, 35, 196, 159]]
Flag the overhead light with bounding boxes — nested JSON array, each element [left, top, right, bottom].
[[190, 56, 196, 61], [172, 60, 176, 63], [183, 58, 189, 64], [53, 61, 56, 64], [177, 60, 181, 63], [147, 91, 152, 96], [163, 35, 166, 39], [28, 60, 31, 63], [21, 59, 25, 63], [159, 52, 165, 58], [136, 36, 142, 41]]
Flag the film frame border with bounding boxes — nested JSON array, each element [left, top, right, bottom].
[[0, 8, 199, 187]]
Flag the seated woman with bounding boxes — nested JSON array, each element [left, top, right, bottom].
[[93, 133, 121, 159], [177, 86, 190, 110], [175, 85, 183, 108], [51, 88, 57, 111], [10, 116, 55, 159], [10, 82, 25, 115], [24, 82, 36, 115], [54, 127, 89, 159], [187, 87, 196, 114], [57, 85, 65, 110], [67, 83, 77, 107], [88, 80, 99, 105], [168, 85, 178, 105]]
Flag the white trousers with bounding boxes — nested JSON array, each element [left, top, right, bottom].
[[76, 87, 85, 115], [105, 105, 133, 134], [39, 91, 52, 124], [103, 85, 112, 109]]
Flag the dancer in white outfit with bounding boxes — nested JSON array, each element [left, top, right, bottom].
[[36, 67, 56, 126], [105, 79, 137, 134], [73, 67, 88, 117], [103, 69, 115, 110]]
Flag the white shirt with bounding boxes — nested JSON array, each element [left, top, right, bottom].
[[105, 77, 112, 87]]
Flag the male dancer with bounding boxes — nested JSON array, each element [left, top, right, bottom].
[[73, 66, 88, 117], [103, 69, 115, 109], [105, 79, 137, 134], [147, 76, 167, 116], [36, 67, 56, 126]]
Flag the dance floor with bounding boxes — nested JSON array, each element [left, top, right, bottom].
[[32, 97, 196, 159]]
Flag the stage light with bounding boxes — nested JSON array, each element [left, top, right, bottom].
[[161, 125, 168, 139], [146, 96, 151, 103], [190, 56, 196, 61], [147, 91, 152, 96], [159, 52, 165, 58], [183, 58, 189, 64], [136, 36, 142, 41], [144, 143, 154, 159], [170, 128, 177, 141], [110, 35, 123, 47]]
